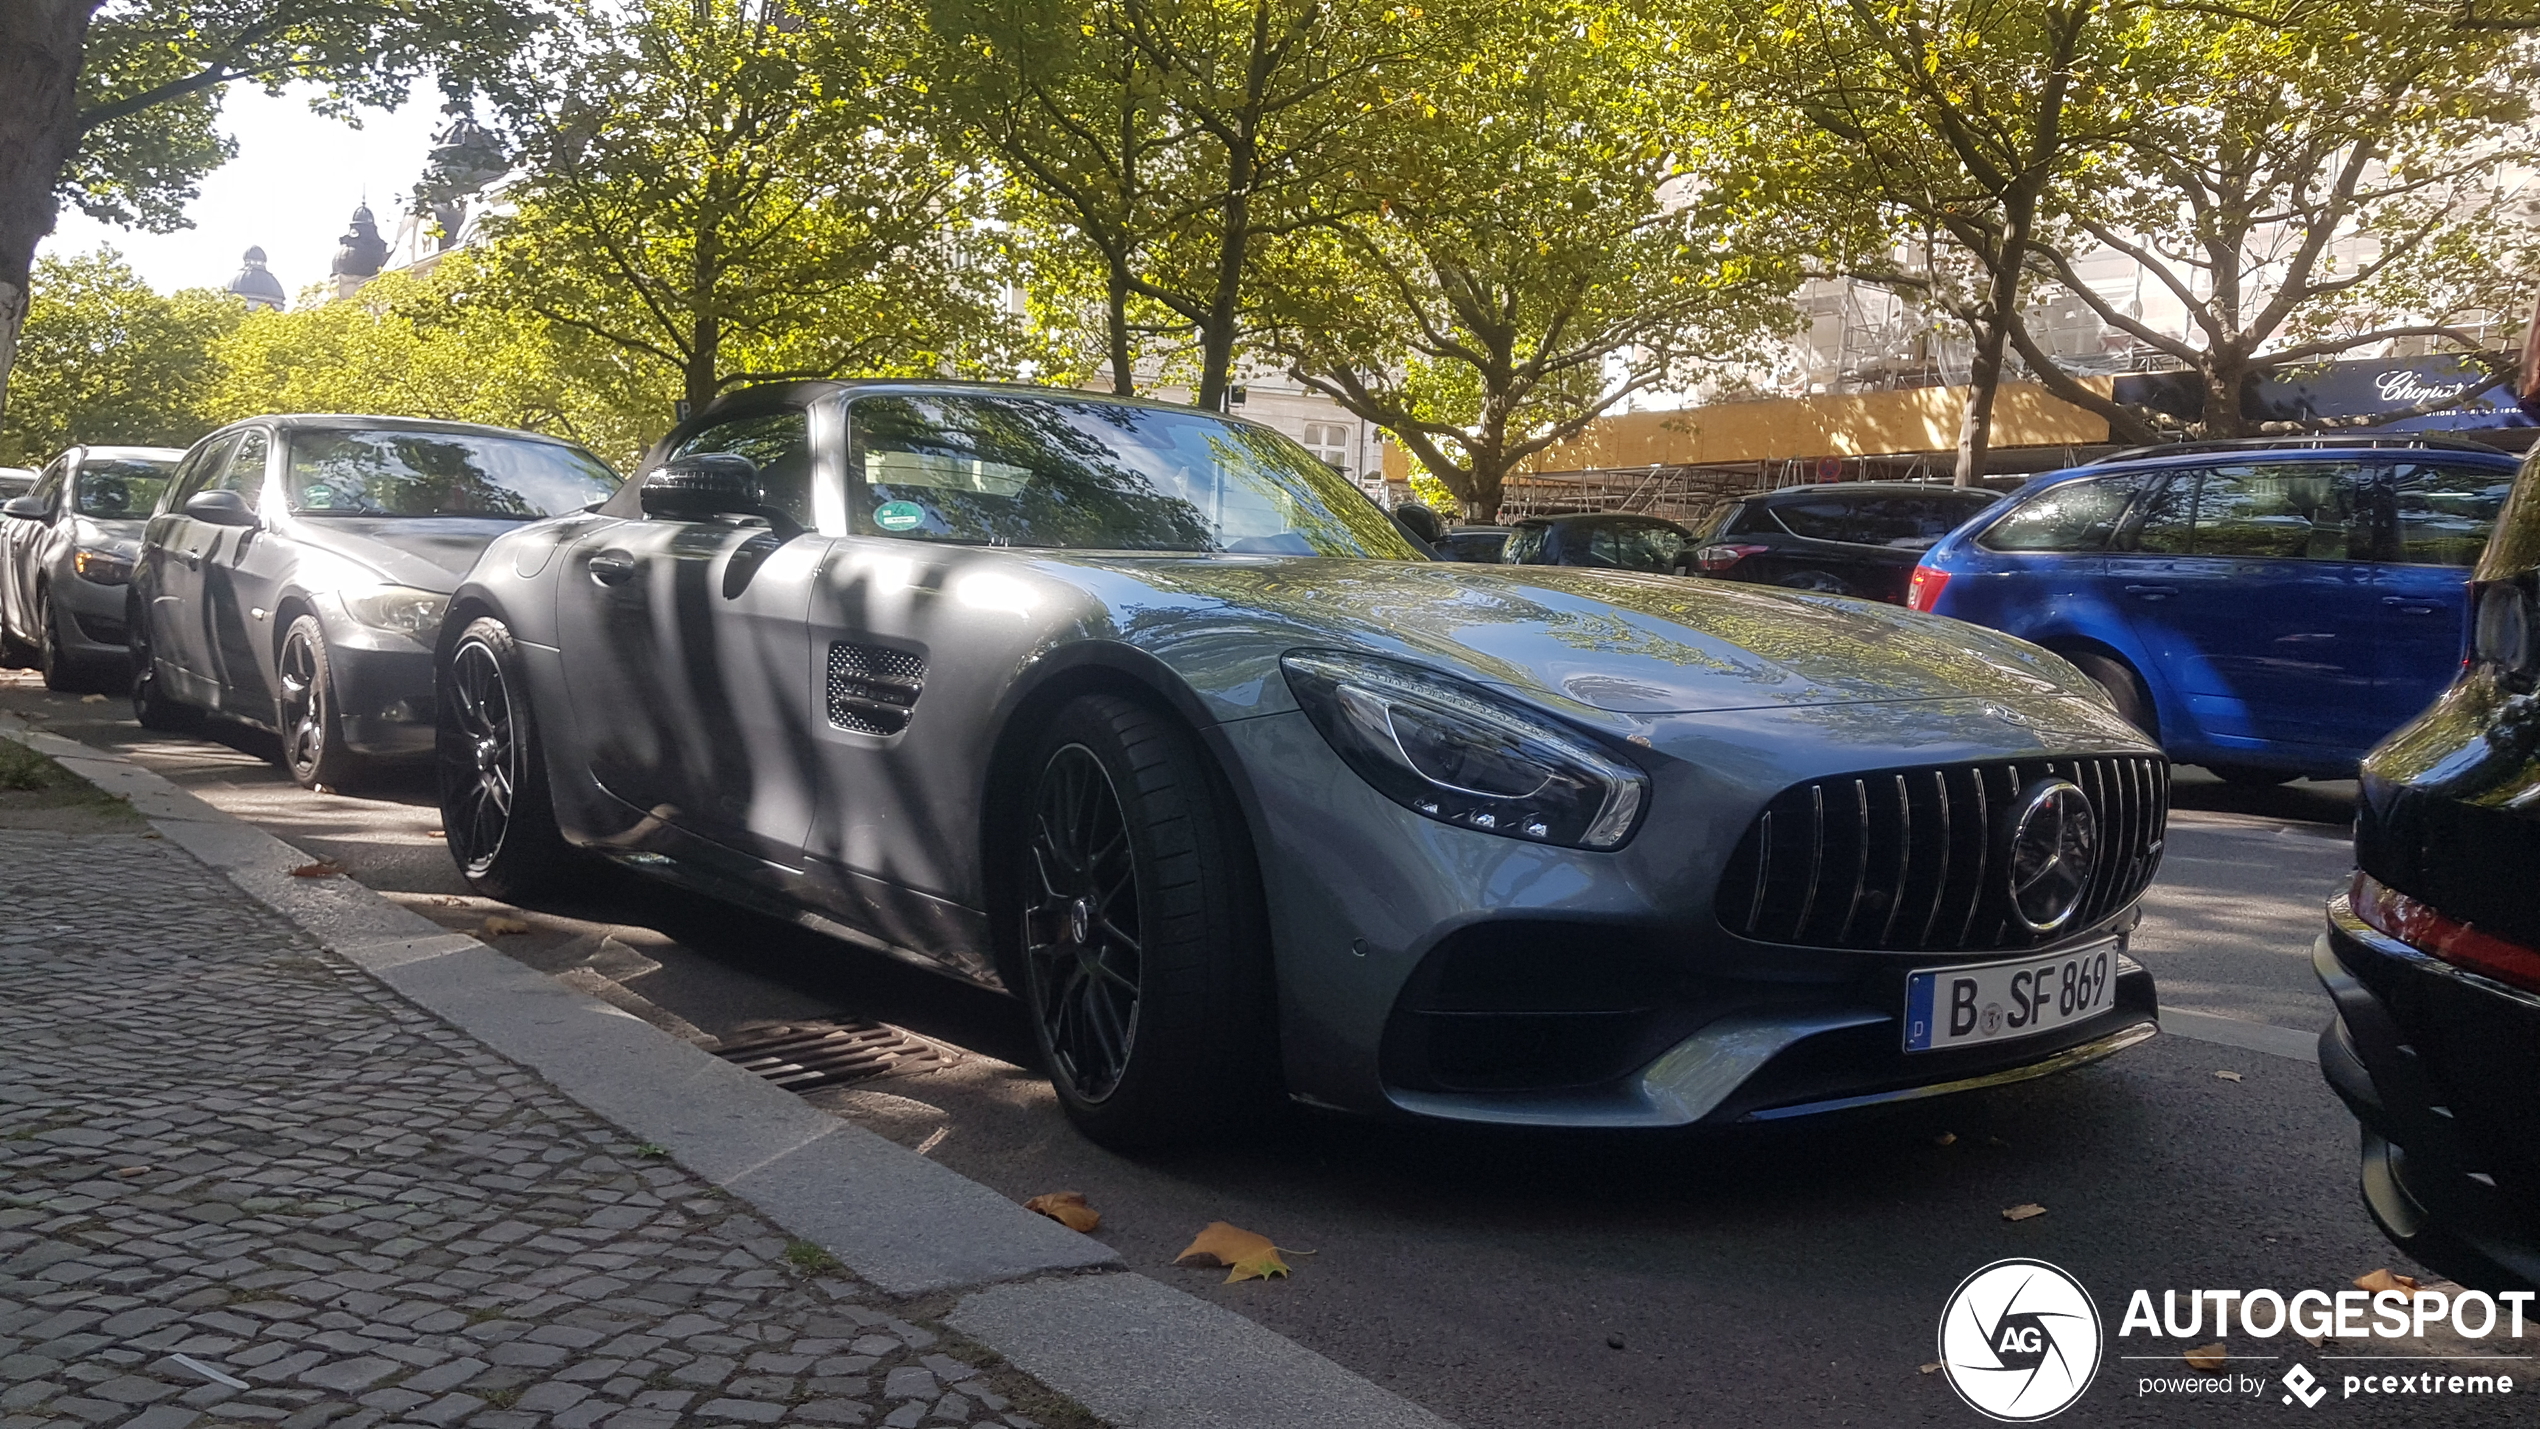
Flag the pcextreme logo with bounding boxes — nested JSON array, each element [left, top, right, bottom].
[[1938, 1258, 2105, 1421]]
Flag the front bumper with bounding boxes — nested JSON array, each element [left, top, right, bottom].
[[53, 561, 134, 662], [325, 634, 438, 758], [2315, 895, 2540, 1292], [1218, 698, 2165, 1126]]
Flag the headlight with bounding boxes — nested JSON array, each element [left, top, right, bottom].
[[1280, 650, 1647, 849], [71, 548, 135, 585], [340, 584, 450, 640]]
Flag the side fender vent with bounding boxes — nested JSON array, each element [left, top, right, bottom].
[[827, 641, 926, 736]]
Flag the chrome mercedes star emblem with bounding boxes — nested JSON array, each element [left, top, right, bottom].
[[2006, 779, 2098, 933]]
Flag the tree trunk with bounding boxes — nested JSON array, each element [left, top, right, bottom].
[[0, 1, 97, 434], [1103, 261, 1134, 396], [1197, 182, 1248, 410], [1462, 465, 1501, 524], [1956, 316, 2010, 487], [2199, 355, 2247, 438]]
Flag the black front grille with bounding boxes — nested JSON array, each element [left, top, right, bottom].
[[1716, 755, 2168, 952], [825, 641, 926, 736]]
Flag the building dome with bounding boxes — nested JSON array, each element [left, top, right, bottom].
[[331, 203, 390, 279], [226, 247, 285, 310]]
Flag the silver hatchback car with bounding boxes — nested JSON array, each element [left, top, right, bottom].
[[0, 446, 184, 689]]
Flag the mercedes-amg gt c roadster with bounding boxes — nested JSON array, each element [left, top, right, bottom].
[[436, 381, 2169, 1147]]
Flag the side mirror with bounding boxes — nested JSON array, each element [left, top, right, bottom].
[[184, 490, 260, 528], [640, 453, 797, 535], [0, 496, 47, 521]]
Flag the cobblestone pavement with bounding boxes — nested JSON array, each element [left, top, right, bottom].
[[0, 827, 1097, 1429]]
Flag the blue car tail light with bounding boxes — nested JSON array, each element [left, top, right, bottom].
[[1280, 650, 1647, 850]]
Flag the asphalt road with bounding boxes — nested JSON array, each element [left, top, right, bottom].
[[7, 670, 2525, 1428]]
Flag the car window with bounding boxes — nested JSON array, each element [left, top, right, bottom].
[[288, 429, 620, 519], [1769, 499, 1852, 542], [2125, 464, 2370, 560], [668, 408, 814, 527], [165, 435, 239, 513], [1845, 491, 2000, 547], [74, 457, 176, 518], [207, 431, 269, 510], [1502, 526, 1548, 563], [2386, 462, 2512, 567], [846, 395, 1417, 557], [1979, 476, 2143, 552], [29, 458, 66, 510], [1584, 522, 1690, 571]]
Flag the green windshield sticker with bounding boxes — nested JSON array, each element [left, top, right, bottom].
[[874, 500, 925, 532]]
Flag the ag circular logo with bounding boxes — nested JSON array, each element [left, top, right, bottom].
[[2005, 780, 2097, 933], [1937, 1258, 2102, 1421]]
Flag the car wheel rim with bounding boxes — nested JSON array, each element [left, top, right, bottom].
[[278, 629, 324, 778], [1023, 744, 1142, 1104], [444, 638, 515, 871]]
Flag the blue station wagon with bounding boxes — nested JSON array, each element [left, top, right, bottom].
[[1909, 437, 2520, 783]]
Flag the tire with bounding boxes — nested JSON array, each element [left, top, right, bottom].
[[1776, 569, 1851, 595], [438, 616, 576, 900], [35, 588, 85, 692], [274, 615, 369, 791], [1010, 693, 1273, 1150], [2207, 763, 2298, 788], [2063, 650, 2158, 742], [127, 593, 199, 732]]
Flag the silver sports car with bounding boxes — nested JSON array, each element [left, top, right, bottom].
[[438, 382, 2169, 1147]]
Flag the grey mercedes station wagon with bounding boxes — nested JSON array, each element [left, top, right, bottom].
[[435, 381, 2170, 1147]]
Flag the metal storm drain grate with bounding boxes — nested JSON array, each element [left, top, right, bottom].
[[713, 1020, 955, 1090]]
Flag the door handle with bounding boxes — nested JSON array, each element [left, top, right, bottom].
[[180, 547, 203, 570], [2123, 583, 2176, 599], [2380, 596, 2440, 615], [587, 551, 637, 586]]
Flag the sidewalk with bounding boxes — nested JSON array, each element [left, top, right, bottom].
[[0, 814, 1086, 1429]]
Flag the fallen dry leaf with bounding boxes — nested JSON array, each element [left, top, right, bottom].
[[1024, 1191, 1101, 1234], [2214, 1070, 2244, 1082], [1176, 1221, 1292, 1283], [478, 915, 534, 937], [288, 861, 343, 878], [2185, 1343, 2228, 1372], [79, 694, 106, 704], [1919, 1362, 1942, 1375], [1934, 1132, 1957, 1146], [1986, 1135, 2010, 1148], [427, 830, 447, 840], [2355, 1268, 2422, 1295], [2002, 1203, 2047, 1222], [113, 1166, 150, 1177]]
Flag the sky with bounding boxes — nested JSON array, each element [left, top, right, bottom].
[[43, 84, 446, 300]]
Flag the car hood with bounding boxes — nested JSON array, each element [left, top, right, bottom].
[[281, 516, 525, 592], [1059, 555, 2091, 716]]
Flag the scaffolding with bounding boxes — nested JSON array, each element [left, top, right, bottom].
[[1495, 451, 1969, 529]]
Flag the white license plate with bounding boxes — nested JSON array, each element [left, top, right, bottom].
[[1903, 941, 2118, 1053]]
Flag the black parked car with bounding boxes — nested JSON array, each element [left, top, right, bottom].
[[1433, 525, 1511, 563], [130, 415, 620, 788], [1687, 482, 2003, 603], [1501, 513, 1695, 572], [2316, 446, 2540, 1291]]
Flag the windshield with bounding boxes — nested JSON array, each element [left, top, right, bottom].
[[848, 395, 1419, 558], [73, 458, 175, 518], [286, 430, 621, 519]]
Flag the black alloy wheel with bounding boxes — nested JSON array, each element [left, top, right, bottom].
[[1012, 693, 1274, 1148], [437, 617, 572, 899], [1025, 743, 1144, 1104], [276, 615, 362, 790], [2064, 650, 2159, 743], [127, 593, 196, 732], [35, 589, 80, 692]]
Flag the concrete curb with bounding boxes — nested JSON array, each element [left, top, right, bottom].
[[1, 713, 1455, 1429]]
